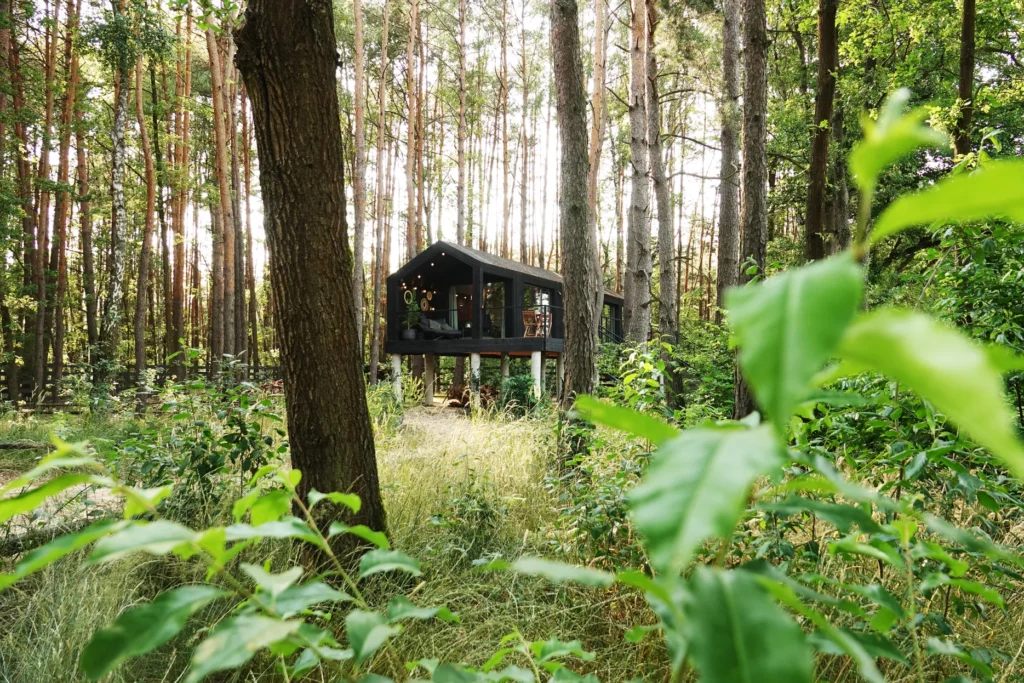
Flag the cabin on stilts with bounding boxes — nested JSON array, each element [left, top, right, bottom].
[[385, 240, 624, 404]]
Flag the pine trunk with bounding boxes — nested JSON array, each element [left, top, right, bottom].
[[101, 29, 131, 383], [954, 0, 975, 156], [551, 0, 599, 407], [353, 0, 368, 353], [715, 0, 741, 322], [647, 2, 674, 344], [734, 0, 769, 420], [207, 27, 236, 364], [623, 0, 651, 343], [236, 0, 387, 541], [133, 60, 157, 385], [803, 0, 837, 261]]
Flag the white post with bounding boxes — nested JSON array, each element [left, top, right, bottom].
[[391, 354, 403, 403], [423, 353, 435, 406], [556, 353, 565, 396], [531, 351, 543, 399], [470, 353, 482, 409], [500, 354, 510, 382]]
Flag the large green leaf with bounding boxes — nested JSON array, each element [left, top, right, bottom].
[[872, 161, 1024, 244], [186, 615, 301, 683], [510, 557, 614, 587], [387, 596, 460, 623], [0, 473, 100, 524], [274, 581, 353, 617], [346, 609, 400, 665], [682, 567, 813, 683], [758, 576, 884, 683], [838, 309, 1024, 480], [0, 520, 127, 591], [574, 395, 680, 445], [250, 490, 292, 526], [89, 520, 198, 563], [241, 563, 304, 597], [628, 425, 784, 574], [358, 549, 422, 578], [328, 522, 390, 549], [80, 585, 228, 680], [849, 88, 949, 191], [0, 441, 97, 495], [224, 516, 325, 548], [726, 253, 864, 430]]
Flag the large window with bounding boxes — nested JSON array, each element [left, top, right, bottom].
[[483, 281, 506, 338], [523, 285, 552, 337]]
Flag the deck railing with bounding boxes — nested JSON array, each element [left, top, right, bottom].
[[390, 304, 561, 341]]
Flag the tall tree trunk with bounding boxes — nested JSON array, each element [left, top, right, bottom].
[[500, 0, 510, 258], [353, 0, 368, 353], [369, 0, 391, 385], [76, 78, 96, 358], [11, 18, 35, 398], [154, 61, 171, 366], [33, 0, 61, 398], [405, 0, 418, 260], [172, 12, 192, 378], [647, 2, 674, 344], [586, 0, 605, 221], [519, 6, 529, 265], [229, 54, 246, 361], [954, 0, 975, 157], [243, 88, 259, 370], [803, 0, 838, 261], [456, 0, 467, 245], [134, 60, 157, 386], [715, 0, 741, 323], [100, 4, 132, 384], [51, 0, 78, 390], [207, 27, 236, 364], [551, 0, 598, 407], [623, 0, 651, 343], [734, 0, 769, 420], [236, 0, 387, 540]]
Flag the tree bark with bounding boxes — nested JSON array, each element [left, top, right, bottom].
[[172, 13, 193, 379], [623, 0, 651, 343], [803, 0, 838, 261], [207, 26, 236, 364], [551, 0, 599, 408], [353, 0, 368, 353], [236, 0, 386, 540], [406, 0, 419, 261], [954, 0, 975, 157], [500, 0, 510, 258], [519, 6, 529, 265], [715, 0, 741, 323], [51, 0, 78, 390], [134, 60, 157, 386], [734, 0, 769, 420], [100, 3, 131, 384], [647, 1, 674, 345], [369, 0, 391, 385], [456, 0, 467, 245]]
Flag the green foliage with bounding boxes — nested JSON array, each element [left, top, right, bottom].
[[726, 253, 864, 431]]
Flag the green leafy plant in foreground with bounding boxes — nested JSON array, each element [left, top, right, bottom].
[[3, 89, 1024, 682]]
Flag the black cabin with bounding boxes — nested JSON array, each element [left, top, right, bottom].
[[384, 240, 624, 359]]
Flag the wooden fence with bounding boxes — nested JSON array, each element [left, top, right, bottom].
[[0, 363, 284, 404]]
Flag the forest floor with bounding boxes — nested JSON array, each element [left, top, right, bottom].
[[0, 406, 664, 682], [1, 405, 1022, 681]]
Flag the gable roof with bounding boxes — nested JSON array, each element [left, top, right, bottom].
[[390, 240, 624, 302], [439, 241, 564, 284]]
